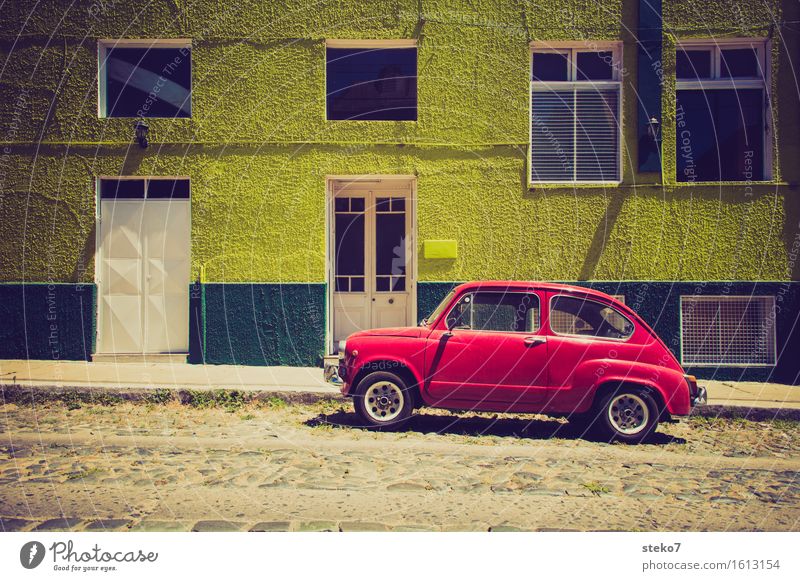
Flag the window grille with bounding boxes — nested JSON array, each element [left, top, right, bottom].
[[680, 296, 776, 366]]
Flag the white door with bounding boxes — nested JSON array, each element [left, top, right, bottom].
[[97, 188, 190, 354], [331, 179, 414, 348]]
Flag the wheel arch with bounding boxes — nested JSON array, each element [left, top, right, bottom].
[[350, 359, 422, 406], [592, 380, 668, 419]]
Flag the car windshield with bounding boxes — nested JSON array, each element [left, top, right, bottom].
[[422, 290, 455, 326]]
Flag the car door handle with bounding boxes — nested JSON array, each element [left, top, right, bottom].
[[523, 336, 547, 346]]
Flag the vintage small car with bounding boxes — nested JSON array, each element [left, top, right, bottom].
[[327, 281, 706, 443]]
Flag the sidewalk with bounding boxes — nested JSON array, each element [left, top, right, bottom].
[[0, 359, 798, 410]]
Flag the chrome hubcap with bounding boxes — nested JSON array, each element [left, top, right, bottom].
[[364, 381, 404, 422], [608, 393, 649, 435]]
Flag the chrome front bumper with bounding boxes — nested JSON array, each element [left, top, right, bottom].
[[692, 385, 707, 407], [323, 354, 344, 385]]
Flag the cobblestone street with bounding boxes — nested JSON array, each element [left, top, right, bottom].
[[1, 399, 798, 532]]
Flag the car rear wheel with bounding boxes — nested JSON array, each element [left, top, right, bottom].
[[353, 371, 414, 431], [592, 387, 660, 444]]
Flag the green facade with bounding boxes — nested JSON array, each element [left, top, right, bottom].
[[1, 0, 798, 381]]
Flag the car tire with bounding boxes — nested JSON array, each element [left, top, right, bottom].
[[353, 370, 415, 431], [590, 387, 660, 444]]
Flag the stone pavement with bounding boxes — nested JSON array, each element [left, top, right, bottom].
[[0, 359, 798, 410], [1, 401, 798, 532]]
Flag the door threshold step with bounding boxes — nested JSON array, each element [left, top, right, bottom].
[[91, 353, 188, 364]]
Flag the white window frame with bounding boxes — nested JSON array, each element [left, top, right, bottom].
[[98, 39, 192, 118], [529, 41, 623, 186], [675, 38, 771, 181], [679, 295, 777, 367]]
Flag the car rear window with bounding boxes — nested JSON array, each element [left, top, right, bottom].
[[549, 295, 634, 339]]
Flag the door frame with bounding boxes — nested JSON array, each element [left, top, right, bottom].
[[94, 176, 191, 355], [325, 175, 417, 355]]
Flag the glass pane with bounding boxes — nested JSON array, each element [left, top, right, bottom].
[[391, 276, 405, 291], [532, 52, 568, 81], [334, 213, 364, 277], [326, 47, 417, 121], [100, 179, 145, 199], [721, 48, 760, 78], [375, 197, 391, 212], [147, 178, 190, 199], [550, 296, 633, 339], [335, 277, 349, 292], [350, 197, 365, 212], [676, 49, 712, 79], [375, 213, 405, 279], [350, 277, 364, 292], [375, 277, 389, 292], [447, 293, 539, 332], [446, 294, 472, 329], [334, 197, 349, 212], [474, 292, 540, 332], [391, 197, 405, 212], [676, 89, 763, 182], [104, 47, 191, 118], [576, 52, 614, 80]]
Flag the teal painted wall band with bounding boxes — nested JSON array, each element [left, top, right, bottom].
[[0, 283, 95, 361], [417, 281, 800, 384], [202, 282, 326, 367]]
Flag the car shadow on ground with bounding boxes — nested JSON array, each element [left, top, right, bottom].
[[305, 411, 683, 446]]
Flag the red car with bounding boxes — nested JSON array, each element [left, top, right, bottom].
[[328, 281, 707, 443]]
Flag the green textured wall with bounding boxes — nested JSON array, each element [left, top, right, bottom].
[[0, 0, 797, 286]]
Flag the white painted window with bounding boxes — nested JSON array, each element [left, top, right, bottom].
[[680, 296, 776, 366], [529, 42, 622, 184], [98, 39, 192, 118], [675, 39, 770, 182]]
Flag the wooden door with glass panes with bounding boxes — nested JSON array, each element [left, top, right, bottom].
[[331, 179, 413, 348]]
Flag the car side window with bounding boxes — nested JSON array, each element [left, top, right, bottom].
[[446, 292, 540, 332], [549, 295, 634, 339]]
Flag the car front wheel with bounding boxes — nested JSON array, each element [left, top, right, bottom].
[[353, 371, 414, 431], [595, 388, 659, 444]]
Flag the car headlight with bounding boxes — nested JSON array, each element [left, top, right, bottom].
[[338, 339, 347, 354]]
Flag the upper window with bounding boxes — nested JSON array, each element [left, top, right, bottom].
[[675, 40, 768, 182], [98, 40, 191, 118], [549, 295, 634, 340], [530, 43, 622, 184], [446, 292, 540, 333], [680, 296, 776, 366], [326, 40, 417, 121], [99, 177, 190, 199]]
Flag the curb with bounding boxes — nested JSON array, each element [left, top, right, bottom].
[[0, 383, 345, 407], [2, 385, 799, 421]]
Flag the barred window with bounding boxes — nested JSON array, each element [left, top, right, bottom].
[[680, 296, 776, 366], [530, 44, 621, 184]]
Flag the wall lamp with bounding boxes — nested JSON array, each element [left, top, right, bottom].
[[647, 116, 660, 141], [134, 120, 149, 149]]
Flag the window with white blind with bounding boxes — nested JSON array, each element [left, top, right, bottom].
[[530, 43, 622, 184], [680, 296, 776, 366]]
